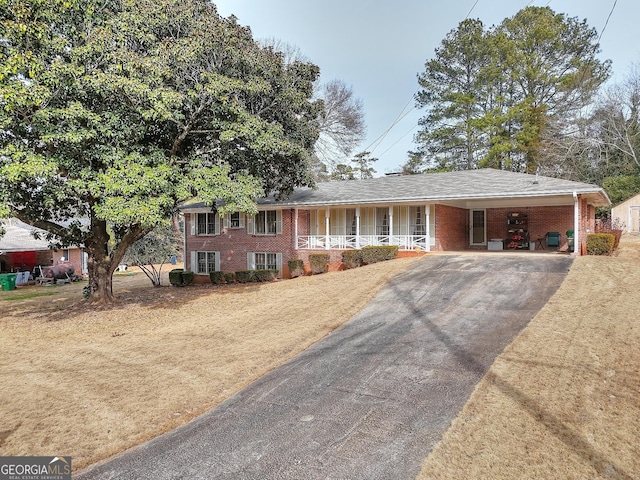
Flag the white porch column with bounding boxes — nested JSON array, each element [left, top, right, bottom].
[[325, 211, 330, 250], [356, 207, 361, 249], [425, 204, 431, 252], [573, 192, 580, 255], [294, 208, 299, 250], [388, 206, 394, 240]]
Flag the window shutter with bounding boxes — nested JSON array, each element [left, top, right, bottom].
[[190, 213, 196, 235], [247, 252, 255, 270], [215, 252, 220, 272], [223, 214, 229, 229], [247, 215, 255, 234], [275, 253, 283, 274], [276, 210, 282, 234], [239, 213, 245, 228], [214, 214, 221, 235], [190, 251, 197, 273]]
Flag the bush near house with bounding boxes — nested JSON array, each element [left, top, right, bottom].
[[210, 271, 225, 285], [223, 272, 236, 284], [309, 254, 329, 274], [341, 250, 363, 269], [235, 270, 254, 283], [288, 259, 305, 278], [253, 269, 279, 282], [169, 268, 184, 286], [360, 246, 399, 264], [587, 233, 615, 255], [170, 269, 194, 286], [181, 271, 194, 285]]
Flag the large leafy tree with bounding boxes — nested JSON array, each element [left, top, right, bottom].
[[0, 0, 321, 303], [413, 7, 609, 173]]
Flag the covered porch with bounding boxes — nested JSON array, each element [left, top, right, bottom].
[[294, 205, 436, 251]]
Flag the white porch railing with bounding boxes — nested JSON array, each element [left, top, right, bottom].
[[297, 235, 428, 250]]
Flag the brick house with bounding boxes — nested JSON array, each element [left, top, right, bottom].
[[180, 169, 610, 280], [0, 218, 86, 280]]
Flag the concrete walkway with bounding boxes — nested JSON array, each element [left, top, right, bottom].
[[77, 254, 573, 480]]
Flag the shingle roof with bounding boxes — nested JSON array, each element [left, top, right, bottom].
[[0, 219, 52, 252], [180, 169, 610, 210]]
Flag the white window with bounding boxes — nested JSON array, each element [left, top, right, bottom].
[[410, 206, 426, 235], [223, 212, 245, 229], [247, 252, 283, 271], [191, 212, 219, 236], [191, 251, 220, 274], [376, 207, 390, 236], [346, 208, 357, 235], [248, 210, 282, 235]]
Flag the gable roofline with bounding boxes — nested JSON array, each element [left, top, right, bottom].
[[179, 169, 610, 211]]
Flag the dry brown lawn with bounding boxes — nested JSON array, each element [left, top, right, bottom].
[[2, 238, 639, 478], [0, 257, 420, 470], [418, 235, 640, 480]]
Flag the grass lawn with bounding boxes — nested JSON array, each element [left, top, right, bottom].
[[1, 237, 638, 478], [418, 235, 640, 479], [0, 257, 420, 470]]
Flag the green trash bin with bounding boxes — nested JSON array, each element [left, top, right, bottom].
[[0, 273, 9, 291], [6, 273, 17, 290]]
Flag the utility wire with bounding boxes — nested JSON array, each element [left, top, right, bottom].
[[378, 125, 419, 158], [365, 0, 482, 159], [598, 0, 618, 44], [465, 0, 480, 19], [364, 90, 417, 155]]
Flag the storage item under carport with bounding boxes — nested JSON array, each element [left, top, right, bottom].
[[546, 231, 561, 248], [566, 229, 574, 252], [488, 239, 504, 250]]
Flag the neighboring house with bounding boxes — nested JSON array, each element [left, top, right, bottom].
[[611, 192, 640, 233], [180, 169, 610, 280], [0, 218, 87, 278]]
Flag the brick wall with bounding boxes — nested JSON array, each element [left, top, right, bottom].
[[185, 210, 299, 277], [434, 204, 468, 251], [486, 206, 574, 249]]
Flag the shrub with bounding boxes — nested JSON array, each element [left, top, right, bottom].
[[360, 245, 399, 264], [254, 269, 279, 282], [182, 271, 194, 285], [341, 250, 363, 269], [586, 233, 615, 255], [210, 271, 225, 285], [288, 259, 305, 278], [309, 254, 329, 274], [235, 270, 254, 283], [223, 272, 236, 283], [169, 268, 184, 286]]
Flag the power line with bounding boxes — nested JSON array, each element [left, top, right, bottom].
[[364, 90, 417, 155], [598, 0, 618, 44], [378, 125, 419, 158], [465, 0, 480, 19]]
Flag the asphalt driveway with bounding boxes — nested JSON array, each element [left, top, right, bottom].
[[77, 253, 573, 480]]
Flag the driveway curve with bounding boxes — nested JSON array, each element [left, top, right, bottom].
[[77, 253, 573, 480]]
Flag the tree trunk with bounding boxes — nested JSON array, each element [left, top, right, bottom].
[[83, 219, 144, 305], [84, 219, 118, 304], [86, 256, 117, 304]]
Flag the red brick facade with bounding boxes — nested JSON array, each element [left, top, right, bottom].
[[434, 205, 468, 251], [183, 195, 598, 280], [485, 205, 574, 250], [185, 210, 298, 279]]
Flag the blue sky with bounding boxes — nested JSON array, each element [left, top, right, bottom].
[[213, 0, 639, 175]]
